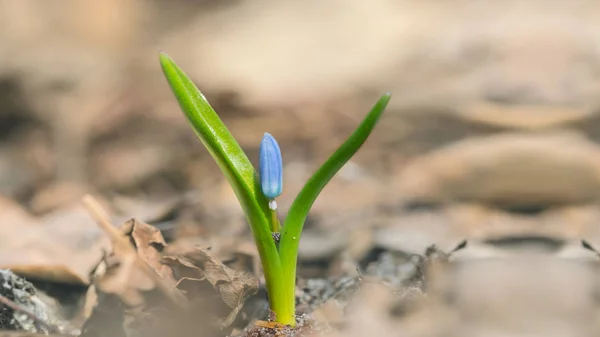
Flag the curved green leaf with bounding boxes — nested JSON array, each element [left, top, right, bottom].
[[159, 52, 290, 322], [278, 93, 391, 314]]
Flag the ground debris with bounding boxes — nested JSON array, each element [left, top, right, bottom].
[[296, 276, 360, 314], [0, 270, 64, 334], [163, 247, 259, 328], [83, 195, 184, 307], [0, 197, 110, 285], [79, 195, 262, 337], [241, 316, 325, 337], [0, 333, 72, 337], [4, 2, 600, 336]]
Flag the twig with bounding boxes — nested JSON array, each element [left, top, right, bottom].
[[0, 293, 57, 333], [81, 194, 186, 307]]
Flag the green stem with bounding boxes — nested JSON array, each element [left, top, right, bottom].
[[271, 208, 281, 233], [278, 94, 391, 325]]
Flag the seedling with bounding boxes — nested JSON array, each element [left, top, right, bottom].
[[159, 52, 390, 327]]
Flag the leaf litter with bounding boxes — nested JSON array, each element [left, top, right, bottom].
[[3, 2, 600, 336], [0, 186, 443, 337]]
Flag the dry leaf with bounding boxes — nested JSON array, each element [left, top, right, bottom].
[[93, 251, 154, 307], [395, 131, 600, 207], [162, 248, 259, 327], [110, 195, 182, 225], [417, 256, 600, 337], [0, 197, 110, 284], [161, 256, 205, 282], [184, 248, 259, 309], [90, 216, 182, 307], [459, 102, 593, 130], [121, 218, 177, 286]]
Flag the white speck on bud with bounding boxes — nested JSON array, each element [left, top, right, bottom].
[[269, 200, 277, 210]]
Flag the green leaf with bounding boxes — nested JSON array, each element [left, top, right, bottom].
[[159, 52, 290, 322], [278, 93, 391, 314]]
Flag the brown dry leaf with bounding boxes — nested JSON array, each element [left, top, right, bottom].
[[417, 256, 600, 337], [91, 218, 185, 307], [94, 250, 154, 307], [83, 196, 185, 308], [164, 236, 261, 276], [161, 256, 205, 282], [394, 131, 600, 207], [110, 195, 182, 225], [0, 196, 110, 284], [90, 142, 175, 190], [373, 210, 462, 255], [29, 181, 88, 215], [445, 203, 594, 244], [121, 218, 176, 286], [459, 102, 593, 130], [185, 248, 259, 309], [163, 248, 259, 327]]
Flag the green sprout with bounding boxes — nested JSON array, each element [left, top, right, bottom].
[[159, 52, 390, 327]]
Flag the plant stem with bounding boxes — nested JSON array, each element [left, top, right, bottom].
[[271, 209, 281, 233], [278, 94, 391, 326]]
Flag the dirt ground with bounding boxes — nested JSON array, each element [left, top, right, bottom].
[[1, 1, 600, 336]]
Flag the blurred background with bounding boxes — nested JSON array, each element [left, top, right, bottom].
[[3, 0, 600, 323]]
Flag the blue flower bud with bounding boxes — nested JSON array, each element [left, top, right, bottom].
[[259, 132, 283, 199]]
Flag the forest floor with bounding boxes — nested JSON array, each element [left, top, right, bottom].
[[1, 1, 600, 336]]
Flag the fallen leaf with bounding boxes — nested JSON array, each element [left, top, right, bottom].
[[394, 131, 600, 207], [419, 256, 600, 336], [161, 256, 205, 282], [110, 194, 182, 225], [184, 248, 259, 309], [83, 196, 185, 307], [121, 218, 176, 286], [93, 251, 154, 307], [459, 102, 592, 130], [162, 248, 259, 327], [29, 181, 88, 215], [0, 197, 110, 284]]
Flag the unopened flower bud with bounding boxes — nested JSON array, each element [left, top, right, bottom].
[[259, 132, 283, 200]]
